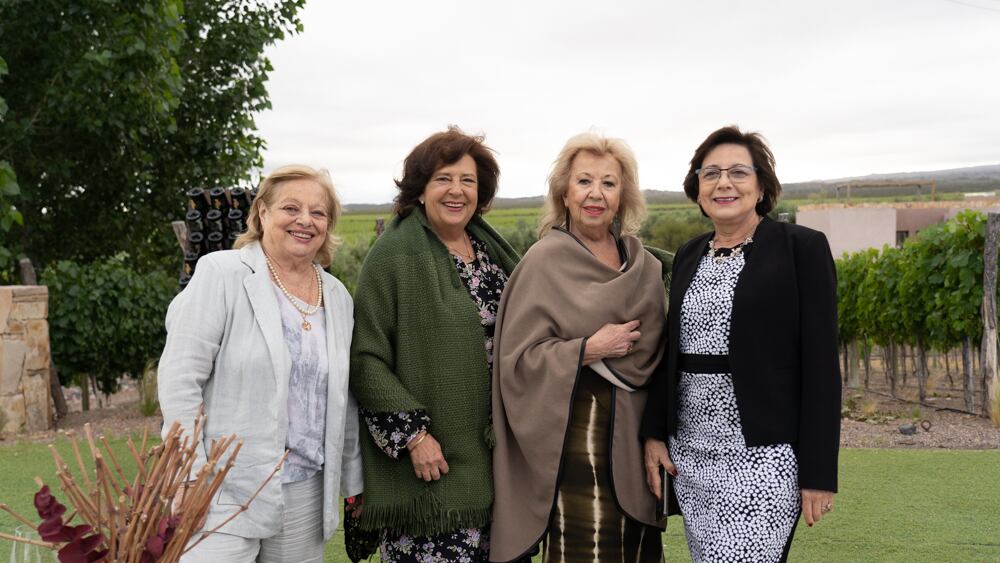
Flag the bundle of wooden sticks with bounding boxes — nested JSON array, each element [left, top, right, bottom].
[[0, 416, 285, 562]]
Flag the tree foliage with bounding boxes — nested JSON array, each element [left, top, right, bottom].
[[0, 54, 23, 269], [640, 212, 711, 253], [40, 257, 176, 394], [0, 0, 304, 271], [836, 210, 988, 351]]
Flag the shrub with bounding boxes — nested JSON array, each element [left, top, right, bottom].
[[328, 237, 373, 295], [40, 256, 177, 395], [497, 220, 538, 257], [641, 214, 711, 253]]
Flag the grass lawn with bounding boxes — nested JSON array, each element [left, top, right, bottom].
[[2, 442, 997, 562]]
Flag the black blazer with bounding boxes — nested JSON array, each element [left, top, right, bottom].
[[640, 216, 841, 492]]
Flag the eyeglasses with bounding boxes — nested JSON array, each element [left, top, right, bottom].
[[695, 165, 758, 184]]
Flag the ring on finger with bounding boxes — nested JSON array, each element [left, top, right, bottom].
[[626, 343, 634, 354], [821, 503, 832, 513]]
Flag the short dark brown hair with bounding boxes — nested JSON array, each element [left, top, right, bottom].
[[683, 125, 781, 216], [393, 126, 500, 217]]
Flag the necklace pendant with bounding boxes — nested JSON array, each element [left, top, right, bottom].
[[302, 319, 312, 331]]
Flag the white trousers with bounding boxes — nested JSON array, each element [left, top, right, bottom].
[[181, 472, 324, 563]]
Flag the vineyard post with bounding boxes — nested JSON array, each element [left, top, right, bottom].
[[963, 338, 974, 412], [862, 339, 871, 389], [981, 212, 1000, 424], [917, 344, 928, 403]]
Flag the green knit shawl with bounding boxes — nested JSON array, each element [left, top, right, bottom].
[[349, 208, 519, 535]]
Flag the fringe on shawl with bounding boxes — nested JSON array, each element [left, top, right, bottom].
[[358, 489, 492, 536]]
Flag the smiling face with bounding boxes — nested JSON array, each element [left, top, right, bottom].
[[422, 153, 479, 236], [259, 178, 331, 265], [696, 143, 762, 228], [562, 151, 622, 240]]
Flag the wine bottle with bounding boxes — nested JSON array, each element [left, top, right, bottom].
[[188, 231, 205, 256], [225, 231, 241, 250], [209, 187, 230, 213], [205, 209, 224, 233], [183, 251, 200, 276], [230, 187, 253, 211], [185, 209, 204, 234], [187, 187, 210, 214], [227, 208, 245, 234], [207, 231, 224, 253]]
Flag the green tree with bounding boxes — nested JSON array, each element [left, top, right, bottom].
[[0, 0, 186, 268], [0, 0, 304, 271], [0, 54, 23, 270], [136, 0, 305, 271], [640, 213, 711, 253]]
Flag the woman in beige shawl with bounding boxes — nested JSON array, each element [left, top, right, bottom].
[[490, 133, 668, 562]]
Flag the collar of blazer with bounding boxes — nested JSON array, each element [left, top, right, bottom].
[[237, 241, 297, 388], [670, 215, 780, 314]]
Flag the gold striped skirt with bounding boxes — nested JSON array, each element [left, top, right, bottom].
[[544, 369, 663, 563]]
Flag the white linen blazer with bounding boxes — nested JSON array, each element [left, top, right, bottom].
[[158, 241, 363, 540]]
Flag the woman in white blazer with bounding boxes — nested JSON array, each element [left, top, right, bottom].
[[158, 165, 363, 562]]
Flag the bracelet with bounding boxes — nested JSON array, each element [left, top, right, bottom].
[[408, 431, 428, 450]]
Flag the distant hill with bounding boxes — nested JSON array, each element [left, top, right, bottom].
[[782, 163, 1000, 196], [343, 163, 1000, 212]]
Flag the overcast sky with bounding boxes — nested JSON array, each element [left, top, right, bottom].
[[255, 0, 1000, 205]]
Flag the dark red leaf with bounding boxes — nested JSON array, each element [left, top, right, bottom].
[[145, 535, 164, 557], [77, 534, 104, 554], [57, 542, 88, 563], [34, 485, 67, 519], [38, 517, 65, 539], [34, 485, 52, 509], [57, 533, 106, 563], [41, 522, 92, 543]]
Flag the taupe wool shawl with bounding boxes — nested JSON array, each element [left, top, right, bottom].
[[489, 228, 667, 562]]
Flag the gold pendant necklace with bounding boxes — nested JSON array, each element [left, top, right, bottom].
[[266, 256, 323, 330], [445, 233, 475, 261]]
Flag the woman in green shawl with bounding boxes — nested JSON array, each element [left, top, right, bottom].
[[349, 126, 519, 562]]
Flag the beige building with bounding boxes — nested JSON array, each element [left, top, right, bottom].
[[796, 199, 1000, 259]]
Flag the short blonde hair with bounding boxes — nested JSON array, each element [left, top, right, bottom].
[[235, 164, 343, 267], [537, 132, 646, 238]]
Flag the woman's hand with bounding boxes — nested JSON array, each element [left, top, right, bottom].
[[171, 481, 208, 530], [643, 438, 677, 499], [584, 320, 641, 364], [346, 494, 364, 518], [801, 489, 835, 526], [407, 431, 450, 482]]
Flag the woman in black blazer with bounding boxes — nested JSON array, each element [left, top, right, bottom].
[[640, 126, 841, 563]]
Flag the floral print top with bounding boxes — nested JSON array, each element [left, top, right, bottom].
[[361, 232, 509, 458]]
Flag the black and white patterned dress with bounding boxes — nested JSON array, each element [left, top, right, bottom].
[[668, 245, 800, 563]]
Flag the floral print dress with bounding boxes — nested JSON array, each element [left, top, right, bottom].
[[360, 233, 508, 563]]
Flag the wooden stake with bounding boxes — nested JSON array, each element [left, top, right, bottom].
[[981, 212, 1000, 425]]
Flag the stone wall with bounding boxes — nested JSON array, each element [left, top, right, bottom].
[[0, 285, 53, 434]]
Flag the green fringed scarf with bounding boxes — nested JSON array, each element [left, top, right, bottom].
[[349, 208, 519, 536]]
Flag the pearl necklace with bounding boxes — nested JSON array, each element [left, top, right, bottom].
[[265, 257, 323, 331]]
